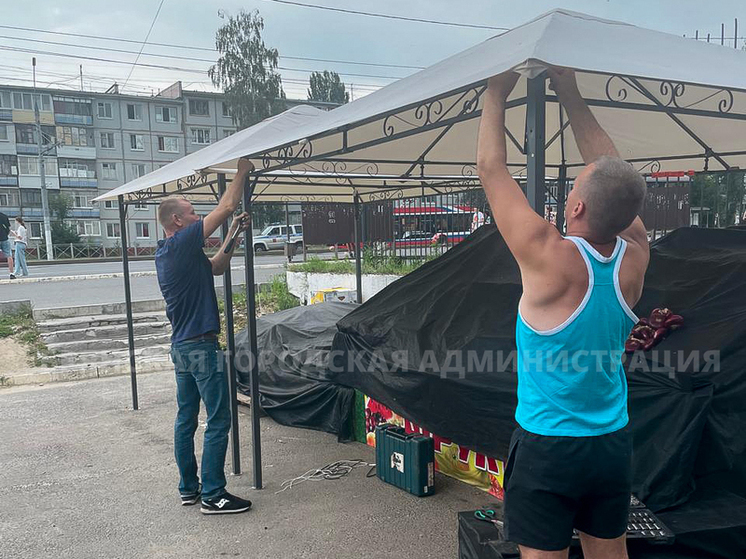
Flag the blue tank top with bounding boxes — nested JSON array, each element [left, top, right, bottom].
[[515, 236, 637, 437]]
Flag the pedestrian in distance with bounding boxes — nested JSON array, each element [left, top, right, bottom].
[[0, 210, 15, 279], [477, 66, 649, 559], [155, 157, 255, 515], [10, 216, 29, 278]]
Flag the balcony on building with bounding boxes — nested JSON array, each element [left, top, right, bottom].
[[56, 125, 96, 159], [15, 123, 57, 156], [0, 154, 18, 186], [5, 91, 54, 125], [59, 159, 97, 188], [53, 96, 94, 126]]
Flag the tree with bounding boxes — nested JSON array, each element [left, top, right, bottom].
[[48, 193, 80, 244], [209, 10, 286, 129], [252, 204, 285, 230], [690, 171, 745, 227], [307, 71, 349, 105]]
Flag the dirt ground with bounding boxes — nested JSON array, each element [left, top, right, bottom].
[[0, 337, 30, 376]]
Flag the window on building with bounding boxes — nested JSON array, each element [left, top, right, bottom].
[[188, 99, 209, 116], [104, 200, 119, 210], [13, 92, 51, 111], [136, 222, 150, 238], [221, 102, 231, 117], [106, 222, 121, 238], [129, 134, 144, 151], [16, 124, 54, 145], [126, 103, 142, 121], [131, 163, 147, 178], [29, 222, 43, 239], [102, 162, 118, 180], [100, 132, 115, 149], [73, 193, 90, 208], [59, 159, 96, 178], [191, 128, 211, 145], [53, 97, 92, 117], [134, 202, 148, 210], [222, 129, 236, 138], [157, 136, 179, 153], [97, 101, 113, 119], [0, 124, 8, 142], [0, 155, 17, 176], [74, 220, 101, 237], [56, 126, 90, 147], [0, 91, 10, 108], [21, 189, 42, 207], [155, 106, 177, 123], [0, 192, 8, 206], [18, 156, 57, 176]]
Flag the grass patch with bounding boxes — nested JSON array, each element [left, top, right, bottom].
[[218, 275, 300, 348], [0, 305, 49, 366]]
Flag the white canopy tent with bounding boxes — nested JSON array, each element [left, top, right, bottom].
[[100, 9, 746, 488]]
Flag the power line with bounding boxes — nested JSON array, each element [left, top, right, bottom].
[[262, 0, 509, 30], [0, 24, 426, 70], [0, 35, 409, 81], [122, 0, 166, 92]]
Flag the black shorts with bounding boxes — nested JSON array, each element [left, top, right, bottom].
[[504, 426, 632, 551]]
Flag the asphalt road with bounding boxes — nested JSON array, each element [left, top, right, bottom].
[[0, 252, 339, 309], [0, 372, 489, 559]]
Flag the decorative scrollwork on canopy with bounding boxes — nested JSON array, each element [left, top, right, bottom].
[[382, 86, 484, 138], [634, 159, 662, 174], [605, 75, 735, 114], [461, 164, 477, 177], [367, 189, 407, 202], [277, 194, 335, 203], [261, 140, 314, 169]]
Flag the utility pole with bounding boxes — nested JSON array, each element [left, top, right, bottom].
[[32, 57, 54, 261], [79, 64, 83, 91]]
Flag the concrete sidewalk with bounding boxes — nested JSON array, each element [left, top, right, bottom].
[[0, 372, 492, 559]]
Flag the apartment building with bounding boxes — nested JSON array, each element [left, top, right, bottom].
[[0, 81, 335, 249]]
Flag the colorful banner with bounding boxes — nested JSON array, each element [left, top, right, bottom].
[[365, 396, 505, 499]]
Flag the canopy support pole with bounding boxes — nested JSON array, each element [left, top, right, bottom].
[[526, 73, 547, 216], [557, 104, 568, 234], [118, 195, 138, 410], [242, 176, 263, 489], [354, 193, 363, 304], [218, 173, 241, 476]]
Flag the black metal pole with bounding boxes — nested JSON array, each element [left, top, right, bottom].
[[353, 193, 363, 304], [556, 165, 567, 234], [218, 174, 241, 475], [526, 73, 547, 216], [118, 195, 138, 411], [242, 177, 262, 489]]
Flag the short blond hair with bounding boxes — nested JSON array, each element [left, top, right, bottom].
[[580, 156, 646, 240], [158, 197, 189, 230]]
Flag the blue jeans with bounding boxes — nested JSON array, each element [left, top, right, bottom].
[[170, 339, 231, 500], [14, 242, 28, 276]]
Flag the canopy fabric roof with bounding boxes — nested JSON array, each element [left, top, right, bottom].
[[96, 9, 746, 205]]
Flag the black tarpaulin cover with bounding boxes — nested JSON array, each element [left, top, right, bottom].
[[235, 301, 358, 439], [329, 225, 746, 515]]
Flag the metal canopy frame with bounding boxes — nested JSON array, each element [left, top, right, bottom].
[[117, 69, 744, 490]]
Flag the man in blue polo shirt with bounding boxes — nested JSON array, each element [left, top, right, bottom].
[[156, 157, 254, 515]]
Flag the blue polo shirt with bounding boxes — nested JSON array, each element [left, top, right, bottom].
[[155, 219, 220, 343]]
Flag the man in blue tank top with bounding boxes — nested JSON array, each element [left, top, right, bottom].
[[477, 67, 649, 559], [156, 157, 255, 515]]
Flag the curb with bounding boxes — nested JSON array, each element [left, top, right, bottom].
[[0, 263, 284, 285], [0, 358, 173, 388]]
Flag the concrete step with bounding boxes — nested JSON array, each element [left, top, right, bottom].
[[42, 343, 171, 367], [5, 356, 173, 387], [37, 312, 168, 333], [34, 299, 166, 321], [41, 320, 171, 344], [45, 332, 172, 355]]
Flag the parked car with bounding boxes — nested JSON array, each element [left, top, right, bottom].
[[253, 223, 304, 252]]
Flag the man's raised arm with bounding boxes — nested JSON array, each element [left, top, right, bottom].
[[477, 72, 560, 266], [203, 157, 255, 238], [549, 67, 647, 245]]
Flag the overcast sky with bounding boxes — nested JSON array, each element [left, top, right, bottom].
[[1, 0, 743, 100]]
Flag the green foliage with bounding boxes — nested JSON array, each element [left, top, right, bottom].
[[252, 204, 286, 230], [0, 304, 49, 366], [289, 257, 355, 274], [289, 253, 437, 275], [209, 10, 286, 129], [690, 172, 746, 228], [257, 275, 300, 312], [48, 193, 80, 244], [307, 71, 349, 104]]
